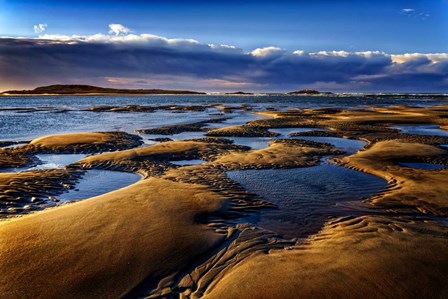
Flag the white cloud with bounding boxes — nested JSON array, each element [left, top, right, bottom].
[[38, 32, 201, 46], [33, 24, 47, 34], [209, 43, 236, 49], [108, 24, 130, 36], [400, 8, 430, 20], [251, 47, 283, 57], [38, 34, 78, 41], [310, 51, 350, 57], [391, 53, 448, 64], [292, 50, 305, 56], [354, 51, 385, 57], [35, 31, 245, 54]]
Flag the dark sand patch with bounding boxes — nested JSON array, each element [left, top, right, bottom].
[[135, 118, 228, 135], [77, 139, 249, 176], [0, 169, 84, 216], [206, 125, 280, 137]]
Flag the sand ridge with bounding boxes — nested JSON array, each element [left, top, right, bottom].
[[203, 216, 448, 299], [0, 131, 142, 169], [27, 131, 143, 153], [336, 140, 448, 215], [76, 139, 250, 176], [0, 131, 143, 217], [0, 178, 228, 298]]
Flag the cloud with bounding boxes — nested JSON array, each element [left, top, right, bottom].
[[37, 32, 207, 50], [391, 53, 448, 64], [251, 47, 283, 57], [108, 24, 130, 36], [400, 8, 430, 20], [292, 50, 305, 56], [33, 24, 47, 34], [0, 26, 447, 92], [310, 50, 350, 57]]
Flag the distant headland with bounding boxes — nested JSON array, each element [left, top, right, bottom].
[[225, 91, 254, 95], [288, 89, 335, 95], [1, 85, 206, 96]]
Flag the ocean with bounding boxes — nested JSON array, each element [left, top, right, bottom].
[[1, 95, 446, 141]]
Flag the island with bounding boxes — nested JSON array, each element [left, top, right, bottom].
[[224, 91, 254, 95], [1, 85, 206, 96], [288, 89, 321, 95]]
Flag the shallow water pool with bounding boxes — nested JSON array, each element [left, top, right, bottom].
[[225, 137, 272, 150], [226, 128, 328, 150], [227, 163, 387, 239], [140, 131, 207, 141], [268, 127, 318, 137], [34, 154, 86, 169], [1, 153, 87, 172], [292, 136, 366, 154], [58, 170, 141, 201], [393, 125, 448, 137], [171, 159, 206, 166]]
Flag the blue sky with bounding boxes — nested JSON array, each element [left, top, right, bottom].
[[0, 0, 447, 92], [1, 0, 447, 52]]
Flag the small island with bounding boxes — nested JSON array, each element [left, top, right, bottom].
[[1, 85, 206, 96], [288, 89, 324, 95], [224, 91, 254, 95]]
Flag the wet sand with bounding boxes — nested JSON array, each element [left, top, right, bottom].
[[0, 104, 447, 298], [0, 178, 227, 298]]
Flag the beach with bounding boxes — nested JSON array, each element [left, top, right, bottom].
[[0, 95, 447, 298]]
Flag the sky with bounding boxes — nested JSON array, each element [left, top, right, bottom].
[[0, 0, 447, 92]]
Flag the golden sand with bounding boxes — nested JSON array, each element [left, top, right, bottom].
[[336, 140, 448, 214], [1, 104, 448, 297], [0, 178, 226, 298], [204, 216, 448, 299]]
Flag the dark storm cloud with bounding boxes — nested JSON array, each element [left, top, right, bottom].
[[0, 37, 447, 92]]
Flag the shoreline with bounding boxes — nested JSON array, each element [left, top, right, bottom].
[[1, 92, 448, 97]]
